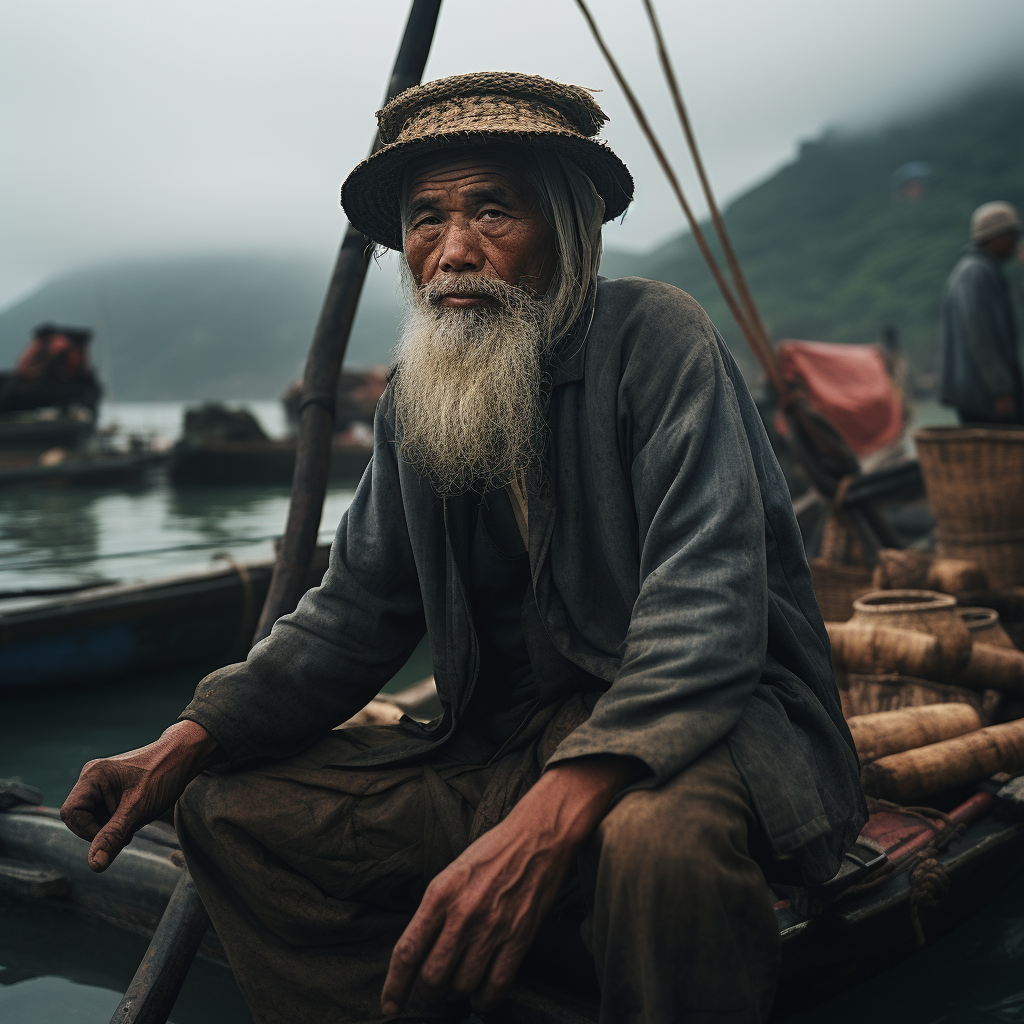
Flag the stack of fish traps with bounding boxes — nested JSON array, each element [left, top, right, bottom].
[[825, 580, 1024, 802]]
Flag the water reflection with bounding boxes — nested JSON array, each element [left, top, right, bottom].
[[0, 899, 252, 1024], [0, 483, 110, 591], [0, 469, 353, 594]]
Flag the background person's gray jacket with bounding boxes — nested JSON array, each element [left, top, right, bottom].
[[182, 277, 866, 886], [939, 246, 1022, 420]]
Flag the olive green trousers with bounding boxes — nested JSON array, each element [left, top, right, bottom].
[[176, 700, 780, 1024]]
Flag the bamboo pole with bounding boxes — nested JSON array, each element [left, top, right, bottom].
[[253, 0, 443, 644], [862, 719, 1024, 802], [638, 0, 774, 361], [847, 704, 981, 764], [825, 621, 951, 679], [570, 0, 787, 397]]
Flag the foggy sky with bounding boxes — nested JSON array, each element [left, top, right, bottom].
[[2, 0, 1022, 307]]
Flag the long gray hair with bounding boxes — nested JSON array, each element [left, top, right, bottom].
[[522, 149, 605, 343], [400, 147, 605, 345]]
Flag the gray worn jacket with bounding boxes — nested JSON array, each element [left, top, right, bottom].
[[182, 277, 866, 885], [939, 246, 1022, 419]]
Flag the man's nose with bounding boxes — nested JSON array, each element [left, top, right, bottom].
[[438, 223, 483, 273]]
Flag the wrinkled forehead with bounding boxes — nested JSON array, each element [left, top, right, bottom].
[[402, 145, 538, 207]]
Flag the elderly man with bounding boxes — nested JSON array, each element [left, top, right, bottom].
[[940, 201, 1022, 424], [62, 73, 864, 1024]]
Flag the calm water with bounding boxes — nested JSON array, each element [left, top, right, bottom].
[[2, 398, 1023, 1022]]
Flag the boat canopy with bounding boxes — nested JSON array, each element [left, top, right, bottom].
[[777, 340, 905, 458]]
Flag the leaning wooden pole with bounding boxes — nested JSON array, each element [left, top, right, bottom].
[[253, 0, 443, 644], [108, 872, 209, 1024]]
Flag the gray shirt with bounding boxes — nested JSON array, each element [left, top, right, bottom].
[[939, 246, 1021, 419], [182, 277, 865, 886]]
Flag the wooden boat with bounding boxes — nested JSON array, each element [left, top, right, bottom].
[[0, 373, 101, 418], [0, 450, 168, 487], [0, 767, 1021, 1021], [168, 438, 372, 485], [0, 545, 329, 690], [0, 415, 95, 454]]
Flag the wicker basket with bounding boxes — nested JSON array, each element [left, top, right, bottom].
[[839, 673, 999, 722], [810, 558, 874, 622], [914, 426, 1024, 587]]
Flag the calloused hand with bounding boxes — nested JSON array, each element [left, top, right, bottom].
[[60, 719, 221, 872], [381, 756, 642, 1014]]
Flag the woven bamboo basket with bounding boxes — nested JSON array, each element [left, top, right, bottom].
[[810, 558, 873, 622], [839, 674, 999, 723], [839, 671, 991, 720], [914, 426, 1024, 587], [958, 606, 1015, 649]]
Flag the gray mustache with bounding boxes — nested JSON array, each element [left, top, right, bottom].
[[421, 273, 535, 306]]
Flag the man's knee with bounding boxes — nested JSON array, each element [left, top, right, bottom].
[[175, 768, 254, 858], [593, 744, 760, 898], [176, 770, 223, 851]]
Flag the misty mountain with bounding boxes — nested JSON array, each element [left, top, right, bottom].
[[601, 82, 1024, 379], [0, 253, 406, 400], [1, 82, 1020, 400]]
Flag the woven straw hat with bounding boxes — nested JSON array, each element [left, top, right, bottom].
[[971, 200, 1020, 243], [341, 71, 633, 250]]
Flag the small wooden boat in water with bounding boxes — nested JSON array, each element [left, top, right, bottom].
[[168, 438, 372, 485], [1, 766, 1022, 1021], [0, 545, 330, 690], [0, 450, 168, 488]]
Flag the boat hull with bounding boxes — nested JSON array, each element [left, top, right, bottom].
[[0, 547, 329, 689], [169, 440, 372, 485], [1, 796, 1021, 1021], [0, 451, 168, 487]]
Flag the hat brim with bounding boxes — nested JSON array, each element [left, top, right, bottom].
[[341, 130, 634, 251]]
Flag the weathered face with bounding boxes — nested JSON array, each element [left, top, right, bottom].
[[402, 154, 556, 306]]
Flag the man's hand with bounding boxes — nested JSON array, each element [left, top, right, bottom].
[[381, 755, 643, 1014], [61, 720, 221, 873], [995, 395, 1016, 419]]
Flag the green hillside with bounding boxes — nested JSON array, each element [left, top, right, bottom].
[[0, 255, 404, 400], [601, 82, 1024, 382]]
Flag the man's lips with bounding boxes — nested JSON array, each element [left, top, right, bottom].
[[434, 293, 494, 308]]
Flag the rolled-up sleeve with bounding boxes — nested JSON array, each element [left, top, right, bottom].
[[546, 293, 768, 784], [180, 391, 427, 761]]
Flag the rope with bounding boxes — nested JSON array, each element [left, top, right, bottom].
[[841, 797, 967, 945], [865, 797, 966, 850], [0, 534, 286, 572], [297, 391, 337, 418], [909, 857, 950, 946], [212, 552, 256, 652]]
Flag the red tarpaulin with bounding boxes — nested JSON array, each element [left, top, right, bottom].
[[776, 340, 905, 457]]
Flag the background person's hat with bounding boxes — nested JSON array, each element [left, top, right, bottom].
[[341, 71, 634, 251], [971, 201, 1020, 244]]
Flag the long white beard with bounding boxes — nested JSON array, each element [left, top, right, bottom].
[[391, 273, 551, 496]]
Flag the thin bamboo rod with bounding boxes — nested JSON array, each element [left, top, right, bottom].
[[640, 0, 774, 360], [571, 0, 787, 395]]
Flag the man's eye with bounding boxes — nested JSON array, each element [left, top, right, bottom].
[[413, 215, 440, 228], [480, 209, 506, 220]]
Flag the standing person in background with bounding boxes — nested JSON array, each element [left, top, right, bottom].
[[940, 201, 1022, 425]]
